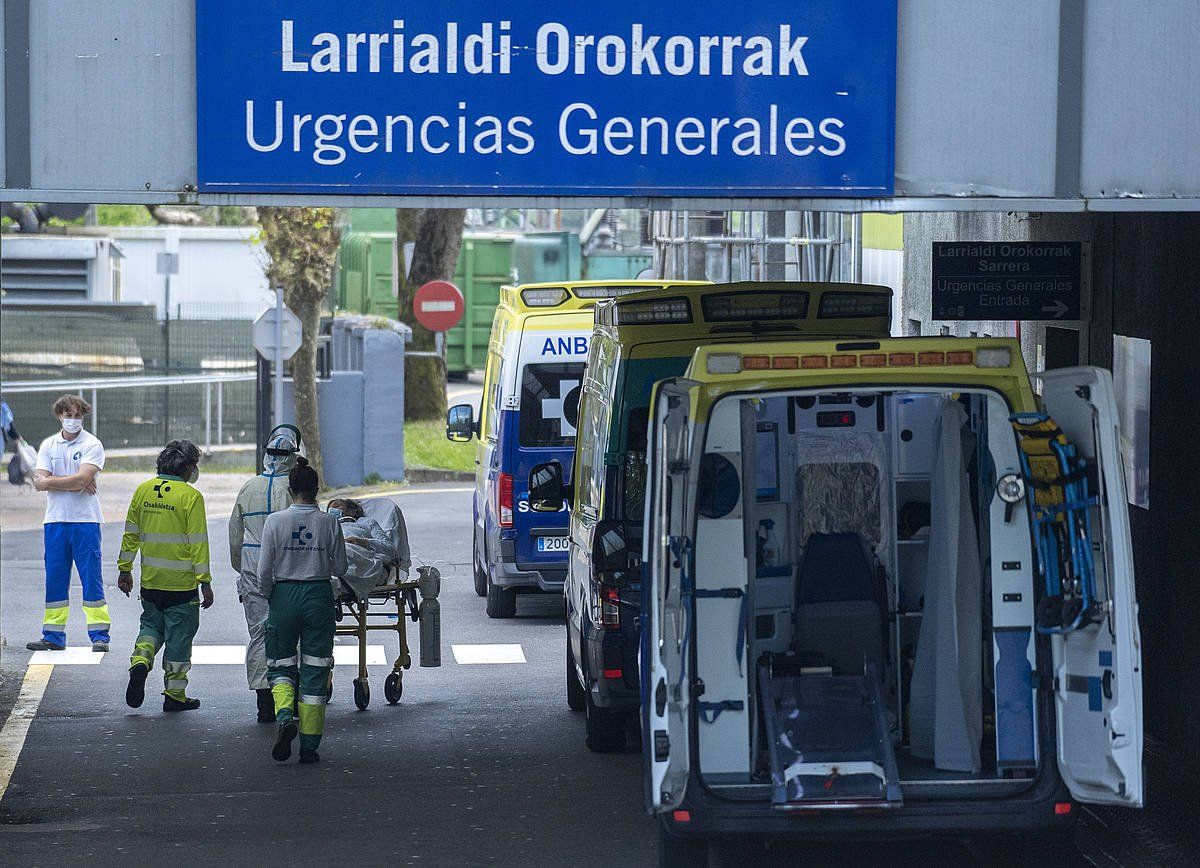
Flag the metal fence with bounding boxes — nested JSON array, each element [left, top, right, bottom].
[[0, 305, 257, 449]]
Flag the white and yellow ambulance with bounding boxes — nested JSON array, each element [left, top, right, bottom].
[[446, 279, 706, 618]]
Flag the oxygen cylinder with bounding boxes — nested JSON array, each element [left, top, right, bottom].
[[419, 598, 441, 667], [417, 565, 442, 667]]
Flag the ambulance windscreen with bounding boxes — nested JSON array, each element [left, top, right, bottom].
[[519, 363, 585, 448]]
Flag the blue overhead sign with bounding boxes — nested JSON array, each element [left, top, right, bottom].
[[196, 1, 897, 197]]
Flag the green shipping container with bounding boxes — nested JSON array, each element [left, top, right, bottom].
[[334, 230, 515, 374], [447, 234, 515, 375], [335, 231, 398, 318], [582, 250, 653, 280]]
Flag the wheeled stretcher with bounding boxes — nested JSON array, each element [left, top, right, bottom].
[[334, 498, 441, 709]]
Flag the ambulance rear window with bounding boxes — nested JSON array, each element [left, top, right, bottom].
[[519, 363, 585, 448]]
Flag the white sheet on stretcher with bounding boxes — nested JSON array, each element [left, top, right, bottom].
[[336, 498, 412, 601]]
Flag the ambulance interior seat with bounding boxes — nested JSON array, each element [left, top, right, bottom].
[[791, 532, 887, 676]]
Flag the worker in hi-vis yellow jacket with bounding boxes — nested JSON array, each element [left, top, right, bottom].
[[117, 440, 214, 712]]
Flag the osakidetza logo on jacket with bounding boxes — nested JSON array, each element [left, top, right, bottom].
[[285, 524, 325, 552]]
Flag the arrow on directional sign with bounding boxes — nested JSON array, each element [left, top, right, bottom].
[[1042, 300, 1070, 319]]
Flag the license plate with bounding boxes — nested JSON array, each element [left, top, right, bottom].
[[536, 535, 570, 553]]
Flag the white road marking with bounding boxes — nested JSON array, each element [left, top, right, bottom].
[[190, 645, 246, 665], [0, 664, 53, 804], [30, 648, 103, 665], [334, 645, 387, 666], [451, 644, 526, 665]]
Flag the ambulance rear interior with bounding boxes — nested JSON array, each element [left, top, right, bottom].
[[646, 339, 1143, 834]]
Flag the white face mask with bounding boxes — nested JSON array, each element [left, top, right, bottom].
[[327, 507, 343, 522], [188, 467, 200, 484], [60, 417, 84, 435]]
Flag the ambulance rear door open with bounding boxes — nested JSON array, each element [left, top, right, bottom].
[[1038, 367, 1144, 807], [643, 379, 695, 813]]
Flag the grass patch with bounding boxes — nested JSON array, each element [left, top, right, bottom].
[[405, 419, 474, 473]]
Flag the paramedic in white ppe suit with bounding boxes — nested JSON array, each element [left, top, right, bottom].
[[228, 424, 301, 723]]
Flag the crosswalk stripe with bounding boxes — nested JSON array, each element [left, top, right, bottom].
[[29, 648, 103, 665], [29, 645, 389, 666], [451, 644, 526, 664]]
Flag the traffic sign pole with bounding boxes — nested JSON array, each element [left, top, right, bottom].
[[273, 288, 284, 427]]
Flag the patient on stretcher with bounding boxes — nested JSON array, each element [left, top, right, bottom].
[[327, 498, 411, 600]]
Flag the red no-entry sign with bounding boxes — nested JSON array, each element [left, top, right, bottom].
[[412, 280, 465, 333]]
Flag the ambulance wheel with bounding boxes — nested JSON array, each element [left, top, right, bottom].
[[353, 677, 370, 711], [566, 642, 586, 712], [473, 533, 487, 597], [657, 823, 709, 868], [384, 672, 403, 705], [486, 577, 516, 619], [585, 692, 626, 753]]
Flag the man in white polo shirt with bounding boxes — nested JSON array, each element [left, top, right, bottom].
[[26, 394, 110, 652]]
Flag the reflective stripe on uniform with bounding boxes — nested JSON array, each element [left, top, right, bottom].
[[192, 561, 210, 575], [45, 599, 69, 609], [271, 680, 297, 719], [297, 701, 328, 735], [267, 655, 299, 667], [82, 600, 111, 628], [141, 555, 195, 572], [163, 660, 191, 672], [42, 607, 69, 627], [299, 693, 330, 707], [119, 551, 138, 564], [124, 521, 140, 533], [301, 654, 334, 668], [165, 679, 188, 691], [141, 532, 206, 545]]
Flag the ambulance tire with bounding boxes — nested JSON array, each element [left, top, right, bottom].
[[473, 539, 488, 598], [486, 577, 516, 619], [585, 690, 626, 753], [566, 642, 586, 712], [657, 823, 709, 868]]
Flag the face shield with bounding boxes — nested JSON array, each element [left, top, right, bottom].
[[262, 423, 302, 474]]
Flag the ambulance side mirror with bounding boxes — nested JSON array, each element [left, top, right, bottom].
[[529, 461, 566, 512], [592, 520, 629, 574], [446, 404, 476, 442]]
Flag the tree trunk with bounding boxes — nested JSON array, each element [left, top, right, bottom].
[[396, 208, 466, 421], [257, 207, 340, 484], [289, 296, 323, 481]]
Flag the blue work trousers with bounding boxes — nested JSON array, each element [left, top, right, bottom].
[[43, 522, 109, 645]]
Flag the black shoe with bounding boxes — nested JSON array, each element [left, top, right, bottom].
[[126, 664, 149, 708], [256, 689, 277, 723], [299, 749, 320, 764], [163, 695, 201, 712], [273, 721, 298, 762], [26, 639, 66, 651]]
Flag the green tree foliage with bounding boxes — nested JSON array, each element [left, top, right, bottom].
[[257, 207, 341, 481]]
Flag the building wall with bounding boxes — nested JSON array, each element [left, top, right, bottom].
[[902, 209, 1200, 748], [70, 226, 271, 319]]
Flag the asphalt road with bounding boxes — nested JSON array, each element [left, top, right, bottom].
[[0, 483, 1119, 866]]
